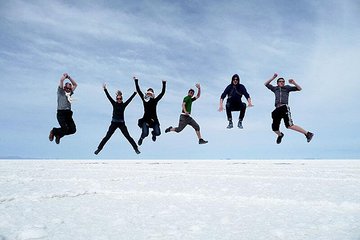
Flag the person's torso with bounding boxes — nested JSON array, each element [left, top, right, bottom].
[[112, 102, 126, 122], [182, 96, 195, 114], [57, 87, 72, 110]]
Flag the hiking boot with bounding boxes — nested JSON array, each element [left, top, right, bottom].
[[55, 135, 61, 144], [138, 138, 143, 146], [227, 121, 233, 129], [237, 120, 243, 129], [49, 130, 54, 142], [199, 138, 208, 144], [135, 148, 141, 154], [306, 132, 314, 143], [165, 126, 172, 133], [94, 149, 101, 155], [276, 132, 284, 144]]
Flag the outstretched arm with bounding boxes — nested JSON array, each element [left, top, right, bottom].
[[134, 77, 144, 99], [103, 85, 115, 104], [124, 91, 137, 106], [289, 79, 302, 91], [264, 73, 278, 86], [156, 80, 166, 100]]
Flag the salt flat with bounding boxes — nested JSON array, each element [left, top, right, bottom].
[[0, 159, 359, 240]]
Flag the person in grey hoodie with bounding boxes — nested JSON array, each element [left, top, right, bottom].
[[219, 74, 253, 129], [265, 73, 314, 144]]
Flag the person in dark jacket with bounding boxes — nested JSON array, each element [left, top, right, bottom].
[[94, 84, 140, 155], [134, 77, 166, 145], [49, 73, 78, 144], [265, 73, 314, 144], [219, 74, 253, 129]]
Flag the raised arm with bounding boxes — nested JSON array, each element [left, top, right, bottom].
[[264, 73, 278, 86], [289, 79, 302, 91], [124, 91, 137, 107], [103, 84, 115, 104], [134, 77, 144, 99], [156, 80, 166, 100], [195, 83, 201, 99], [59, 73, 67, 89], [67, 74, 78, 91]]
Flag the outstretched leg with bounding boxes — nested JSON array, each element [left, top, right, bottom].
[[120, 124, 140, 154], [95, 122, 117, 154]]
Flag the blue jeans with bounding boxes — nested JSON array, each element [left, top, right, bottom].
[[140, 122, 161, 139]]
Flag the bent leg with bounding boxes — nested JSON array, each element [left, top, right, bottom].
[[238, 102, 247, 121]]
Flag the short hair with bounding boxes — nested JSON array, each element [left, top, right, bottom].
[[188, 89, 195, 94], [277, 78, 285, 83]]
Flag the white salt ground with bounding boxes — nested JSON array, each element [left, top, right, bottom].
[[0, 159, 359, 240]]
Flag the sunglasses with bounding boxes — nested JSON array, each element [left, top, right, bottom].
[[278, 81, 285, 83]]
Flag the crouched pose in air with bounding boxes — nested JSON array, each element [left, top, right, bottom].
[[134, 77, 166, 145], [265, 73, 314, 144], [49, 73, 78, 144], [219, 74, 253, 129], [94, 84, 140, 155]]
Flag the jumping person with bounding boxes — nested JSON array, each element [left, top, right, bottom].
[[94, 84, 140, 155], [219, 74, 253, 129], [265, 73, 314, 144], [49, 73, 77, 144], [134, 77, 166, 145], [165, 83, 208, 144]]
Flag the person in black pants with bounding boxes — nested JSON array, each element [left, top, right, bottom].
[[49, 73, 78, 144], [94, 84, 140, 155], [218, 74, 253, 129], [134, 76, 166, 145]]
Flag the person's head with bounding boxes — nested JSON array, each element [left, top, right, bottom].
[[145, 88, 155, 98], [64, 82, 73, 93], [277, 78, 285, 86], [116, 90, 123, 102], [188, 88, 195, 97], [231, 74, 240, 85]]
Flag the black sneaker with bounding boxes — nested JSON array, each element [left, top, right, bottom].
[[94, 149, 101, 155], [227, 121, 233, 129], [199, 138, 208, 144], [165, 126, 172, 133], [138, 138, 143, 146], [306, 132, 314, 143], [135, 148, 141, 154], [237, 120, 243, 129], [152, 135, 156, 142], [55, 135, 61, 144], [49, 130, 54, 142], [276, 132, 284, 144]]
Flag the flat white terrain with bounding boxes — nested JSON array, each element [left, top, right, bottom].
[[0, 159, 359, 240]]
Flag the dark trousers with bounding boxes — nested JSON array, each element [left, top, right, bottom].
[[271, 105, 293, 131], [140, 122, 161, 139], [97, 122, 138, 151], [53, 110, 76, 139], [226, 101, 246, 121]]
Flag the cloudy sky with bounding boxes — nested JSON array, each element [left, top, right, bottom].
[[0, 0, 359, 160]]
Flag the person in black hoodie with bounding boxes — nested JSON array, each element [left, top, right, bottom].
[[219, 74, 253, 129], [94, 84, 140, 155], [134, 76, 166, 145]]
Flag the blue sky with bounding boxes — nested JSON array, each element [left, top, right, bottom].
[[0, 0, 359, 159]]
